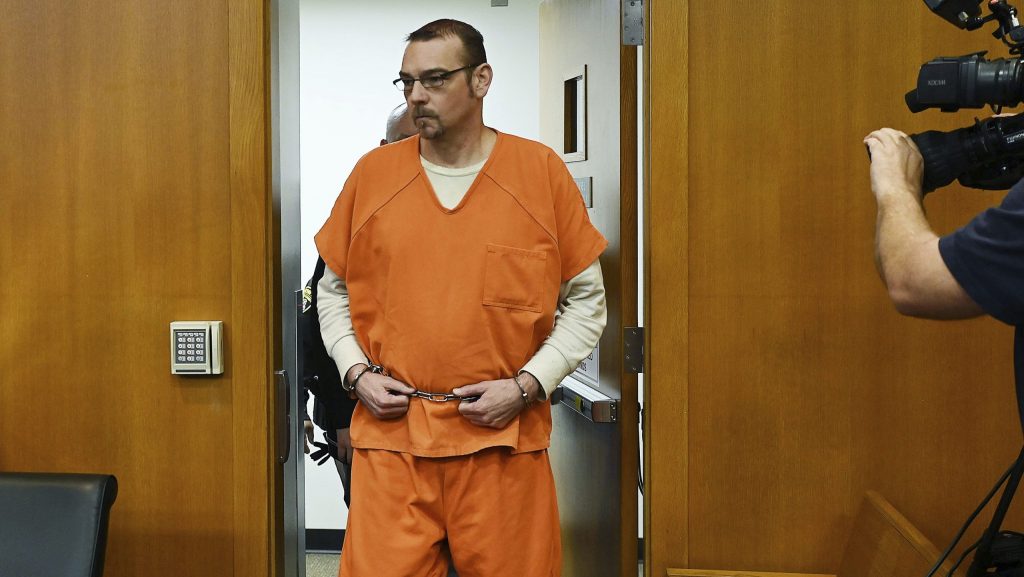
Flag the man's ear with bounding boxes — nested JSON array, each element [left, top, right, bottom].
[[473, 63, 493, 98]]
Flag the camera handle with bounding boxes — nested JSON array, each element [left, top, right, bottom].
[[952, 0, 1024, 49], [987, 1, 1024, 51]]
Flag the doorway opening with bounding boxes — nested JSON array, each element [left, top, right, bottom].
[[277, 2, 643, 576], [292, 3, 544, 576]]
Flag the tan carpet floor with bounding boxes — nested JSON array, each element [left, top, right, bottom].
[[306, 553, 339, 577]]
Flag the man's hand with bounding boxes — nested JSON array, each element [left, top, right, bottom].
[[335, 428, 353, 464], [453, 373, 541, 429], [346, 364, 415, 420], [864, 128, 925, 204], [304, 420, 314, 454]]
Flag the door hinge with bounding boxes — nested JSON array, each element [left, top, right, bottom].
[[624, 326, 644, 374], [623, 0, 644, 46]]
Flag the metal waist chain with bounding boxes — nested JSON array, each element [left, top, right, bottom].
[[409, 391, 478, 403], [371, 361, 480, 402]]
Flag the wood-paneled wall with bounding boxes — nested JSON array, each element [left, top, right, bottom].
[[0, 2, 277, 575], [647, 1, 1023, 576]]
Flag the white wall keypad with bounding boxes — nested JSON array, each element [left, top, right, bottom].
[[169, 321, 223, 375]]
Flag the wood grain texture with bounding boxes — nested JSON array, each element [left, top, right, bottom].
[[230, 0, 277, 575], [647, 0, 1022, 575], [838, 491, 951, 577], [667, 491, 956, 577], [620, 39, 641, 577], [0, 1, 275, 575], [669, 570, 833, 577], [647, 0, 690, 575]]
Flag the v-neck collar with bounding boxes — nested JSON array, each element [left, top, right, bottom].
[[415, 130, 504, 215]]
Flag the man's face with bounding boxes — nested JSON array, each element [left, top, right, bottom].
[[399, 36, 482, 141]]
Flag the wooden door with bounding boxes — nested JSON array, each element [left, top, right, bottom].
[[0, 1, 280, 576], [539, 1, 639, 575], [647, 1, 1024, 576]]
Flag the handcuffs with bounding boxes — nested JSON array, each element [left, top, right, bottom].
[[345, 361, 481, 403]]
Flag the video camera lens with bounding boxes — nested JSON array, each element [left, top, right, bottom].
[[906, 53, 1024, 112], [911, 114, 1024, 192], [899, 0, 1024, 192]]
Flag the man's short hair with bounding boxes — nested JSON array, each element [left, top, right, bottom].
[[406, 19, 487, 69]]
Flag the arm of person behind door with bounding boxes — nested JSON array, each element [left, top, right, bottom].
[[455, 258, 607, 428], [317, 266, 414, 419]]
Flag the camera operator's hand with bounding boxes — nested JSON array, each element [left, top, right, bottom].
[[864, 128, 924, 203]]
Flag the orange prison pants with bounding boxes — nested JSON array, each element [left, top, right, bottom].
[[339, 446, 562, 577]]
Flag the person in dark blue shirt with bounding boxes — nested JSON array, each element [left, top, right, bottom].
[[864, 127, 1024, 389]]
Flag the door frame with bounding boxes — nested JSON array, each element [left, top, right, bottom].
[[620, 35, 642, 577], [270, 0, 304, 575], [230, 0, 286, 575], [642, 1, 689, 576]]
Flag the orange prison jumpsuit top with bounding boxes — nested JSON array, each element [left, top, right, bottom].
[[315, 131, 607, 577]]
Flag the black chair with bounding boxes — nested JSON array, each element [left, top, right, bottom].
[[0, 472, 118, 577]]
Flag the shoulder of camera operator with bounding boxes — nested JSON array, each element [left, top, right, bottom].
[[865, 127, 985, 320], [935, 176, 1024, 327]]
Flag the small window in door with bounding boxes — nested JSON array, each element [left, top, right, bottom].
[[563, 65, 587, 162]]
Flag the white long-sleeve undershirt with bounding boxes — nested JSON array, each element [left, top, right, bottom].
[[317, 259, 606, 400]]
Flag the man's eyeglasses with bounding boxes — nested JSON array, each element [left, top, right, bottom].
[[392, 64, 481, 92]]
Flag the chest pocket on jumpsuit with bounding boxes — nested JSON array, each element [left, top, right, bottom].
[[482, 243, 547, 313]]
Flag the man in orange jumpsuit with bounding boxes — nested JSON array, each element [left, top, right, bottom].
[[315, 19, 607, 577]]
